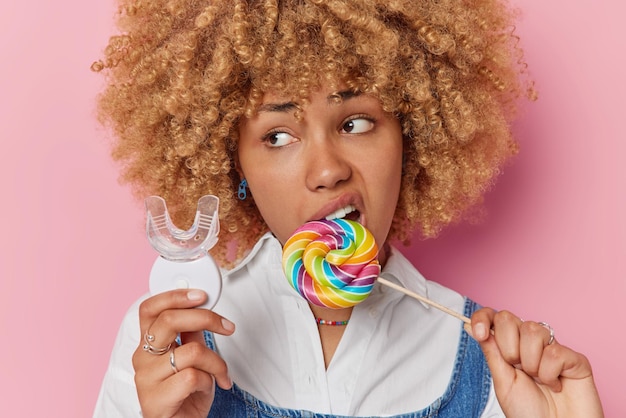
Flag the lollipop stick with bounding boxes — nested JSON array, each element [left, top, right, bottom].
[[376, 277, 471, 325]]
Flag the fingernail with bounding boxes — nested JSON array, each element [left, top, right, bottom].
[[221, 318, 235, 332], [187, 290, 205, 301], [475, 323, 487, 339]]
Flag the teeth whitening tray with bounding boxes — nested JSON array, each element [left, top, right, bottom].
[[145, 195, 222, 310]]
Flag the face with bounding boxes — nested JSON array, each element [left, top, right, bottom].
[[237, 85, 403, 264]]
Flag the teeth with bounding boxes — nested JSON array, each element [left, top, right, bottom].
[[325, 205, 355, 220]]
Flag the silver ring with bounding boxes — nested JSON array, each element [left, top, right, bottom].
[[169, 347, 179, 374], [142, 332, 172, 355], [538, 322, 555, 345]]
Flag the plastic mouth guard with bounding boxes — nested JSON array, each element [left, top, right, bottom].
[[145, 195, 222, 309]]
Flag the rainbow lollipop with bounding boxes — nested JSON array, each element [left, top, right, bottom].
[[282, 219, 380, 309]]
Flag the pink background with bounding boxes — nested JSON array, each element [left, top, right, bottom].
[[1, 1, 623, 416]]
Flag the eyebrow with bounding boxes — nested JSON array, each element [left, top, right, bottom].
[[257, 89, 362, 113], [329, 89, 361, 103]]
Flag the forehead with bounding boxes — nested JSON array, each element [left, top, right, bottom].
[[257, 88, 362, 110], [244, 72, 375, 113]]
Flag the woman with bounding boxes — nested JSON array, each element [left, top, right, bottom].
[[93, 0, 603, 416]]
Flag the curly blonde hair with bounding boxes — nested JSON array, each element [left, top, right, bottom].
[[93, 0, 533, 266]]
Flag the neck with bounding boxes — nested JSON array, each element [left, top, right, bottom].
[[309, 304, 352, 368]]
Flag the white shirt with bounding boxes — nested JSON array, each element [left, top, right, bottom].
[[94, 233, 504, 417]]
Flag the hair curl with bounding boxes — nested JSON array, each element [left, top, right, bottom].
[[93, 0, 534, 267]]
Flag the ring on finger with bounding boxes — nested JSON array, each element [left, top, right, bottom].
[[169, 346, 179, 374], [538, 321, 555, 345], [142, 331, 172, 355]]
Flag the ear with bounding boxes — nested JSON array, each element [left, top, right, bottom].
[[230, 149, 245, 181]]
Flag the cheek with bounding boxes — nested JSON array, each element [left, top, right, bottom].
[[372, 149, 403, 241], [246, 177, 296, 243], [373, 145, 403, 193], [380, 169, 402, 219], [247, 180, 275, 215]]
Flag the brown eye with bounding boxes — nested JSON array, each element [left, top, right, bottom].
[[264, 131, 296, 147], [341, 117, 374, 134]]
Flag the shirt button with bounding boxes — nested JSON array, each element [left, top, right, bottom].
[[369, 308, 379, 318]]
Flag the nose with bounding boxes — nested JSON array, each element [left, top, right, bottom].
[[304, 139, 352, 191]]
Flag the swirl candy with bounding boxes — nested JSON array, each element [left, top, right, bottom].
[[282, 219, 381, 309]]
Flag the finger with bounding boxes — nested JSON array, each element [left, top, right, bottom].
[[138, 289, 208, 332], [538, 322, 555, 346], [470, 309, 522, 398], [136, 339, 232, 390], [471, 309, 524, 365], [147, 307, 235, 346], [165, 371, 216, 413], [141, 301, 235, 354], [519, 321, 552, 377], [492, 310, 524, 366], [133, 342, 177, 386], [138, 367, 216, 418], [537, 343, 594, 393], [536, 343, 565, 392], [474, 326, 519, 397], [171, 340, 233, 390], [469, 307, 497, 341], [135, 345, 183, 383]]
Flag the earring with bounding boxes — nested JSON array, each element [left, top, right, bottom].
[[238, 179, 248, 200]]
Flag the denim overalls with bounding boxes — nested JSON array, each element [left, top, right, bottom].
[[206, 299, 491, 418]]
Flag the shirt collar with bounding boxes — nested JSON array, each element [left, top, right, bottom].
[[378, 246, 431, 310], [224, 233, 431, 310], [223, 232, 276, 277]]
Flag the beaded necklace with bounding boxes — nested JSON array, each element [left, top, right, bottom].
[[315, 318, 349, 326]]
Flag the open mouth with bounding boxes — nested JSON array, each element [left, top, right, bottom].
[[324, 205, 361, 222]]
